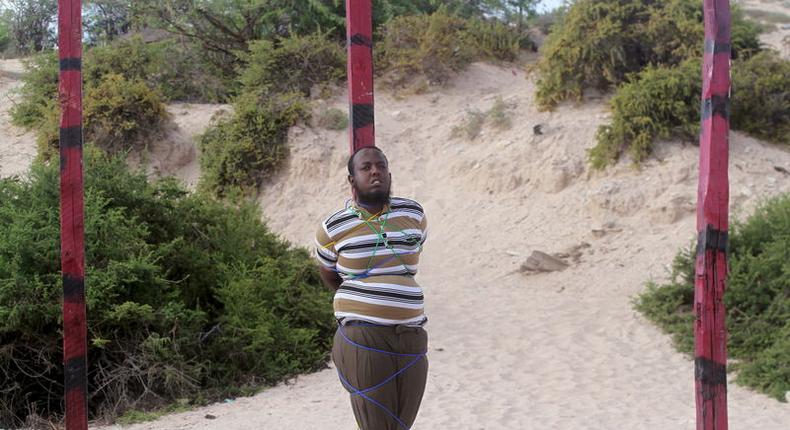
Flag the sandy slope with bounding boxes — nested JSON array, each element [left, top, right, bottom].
[[0, 59, 36, 178], [99, 59, 790, 430], [0, 57, 227, 186]]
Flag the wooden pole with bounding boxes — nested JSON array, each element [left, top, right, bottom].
[[695, 1, 730, 429], [57, 1, 88, 429], [346, 0, 375, 154]]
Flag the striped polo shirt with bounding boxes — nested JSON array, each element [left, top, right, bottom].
[[315, 197, 428, 325]]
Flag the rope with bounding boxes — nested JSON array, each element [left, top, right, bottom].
[[326, 202, 424, 281], [336, 324, 427, 430]]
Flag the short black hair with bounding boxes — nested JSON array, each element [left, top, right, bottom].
[[347, 146, 387, 176]]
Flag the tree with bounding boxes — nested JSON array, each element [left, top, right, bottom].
[[1, 0, 57, 54], [0, 10, 11, 54], [85, 0, 136, 44], [136, 0, 345, 76], [499, 0, 538, 31]]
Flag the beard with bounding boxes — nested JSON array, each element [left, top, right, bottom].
[[354, 184, 391, 208]]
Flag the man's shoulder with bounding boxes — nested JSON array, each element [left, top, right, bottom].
[[320, 205, 356, 232], [389, 197, 425, 215]]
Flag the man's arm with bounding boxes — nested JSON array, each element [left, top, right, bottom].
[[318, 266, 343, 292]]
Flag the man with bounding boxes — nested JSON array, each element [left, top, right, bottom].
[[315, 146, 428, 430]]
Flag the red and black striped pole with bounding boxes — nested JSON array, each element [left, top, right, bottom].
[[694, 1, 730, 429], [58, 0, 88, 429], [346, 0, 375, 154]]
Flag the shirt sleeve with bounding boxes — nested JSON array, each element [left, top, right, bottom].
[[419, 214, 428, 246], [315, 224, 338, 268]]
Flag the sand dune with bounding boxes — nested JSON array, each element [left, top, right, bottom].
[[99, 61, 789, 430]]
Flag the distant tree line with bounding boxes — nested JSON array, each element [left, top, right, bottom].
[[0, 0, 541, 56]]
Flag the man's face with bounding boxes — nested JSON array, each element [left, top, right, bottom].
[[349, 148, 391, 203]]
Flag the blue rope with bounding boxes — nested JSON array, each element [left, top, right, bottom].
[[336, 325, 427, 430]]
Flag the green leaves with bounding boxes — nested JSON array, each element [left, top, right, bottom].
[[0, 150, 333, 425], [732, 51, 790, 145], [636, 194, 790, 401], [590, 50, 789, 168], [535, 0, 764, 110]]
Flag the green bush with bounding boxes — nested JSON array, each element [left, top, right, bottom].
[[451, 96, 514, 140], [9, 52, 59, 129], [199, 92, 308, 196], [85, 35, 230, 103], [591, 50, 789, 168], [32, 74, 170, 158], [0, 15, 9, 53], [590, 59, 701, 169], [0, 148, 334, 426], [378, 8, 478, 87], [12, 37, 227, 136], [635, 193, 790, 401], [530, 6, 568, 35], [451, 109, 487, 140], [466, 19, 530, 62], [535, 0, 761, 110], [316, 107, 349, 131], [731, 51, 790, 145], [84, 74, 170, 153], [240, 32, 346, 98]]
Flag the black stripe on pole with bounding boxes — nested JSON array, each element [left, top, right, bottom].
[[59, 57, 82, 72], [352, 104, 375, 128], [694, 357, 727, 386], [696, 225, 729, 256], [64, 356, 88, 392], [350, 33, 373, 47], [704, 40, 731, 54], [701, 95, 730, 121], [63, 275, 85, 302], [60, 126, 83, 148]]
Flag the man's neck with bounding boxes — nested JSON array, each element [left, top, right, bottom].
[[355, 199, 386, 216]]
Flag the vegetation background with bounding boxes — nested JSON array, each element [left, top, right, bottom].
[[0, 0, 787, 427]]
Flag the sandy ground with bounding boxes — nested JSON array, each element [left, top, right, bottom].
[[100, 59, 789, 430], [0, 59, 36, 178], [1, 6, 789, 429], [744, 0, 790, 58], [127, 103, 230, 190]]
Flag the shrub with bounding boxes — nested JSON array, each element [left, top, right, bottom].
[[198, 92, 308, 196], [731, 51, 790, 145], [530, 5, 568, 35], [451, 97, 514, 140], [240, 32, 346, 98], [488, 96, 514, 130], [316, 107, 349, 131], [451, 109, 487, 140], [0, 148, 334, 426], [84, 74, 169, 153], [9, 52, 59, 129], [590, 59, 701, 169], [591, 51, 789, 168], [466, 19, 529, 62], [534, 0, 762, 110], [635, 193, 790, 401], [0, 15, 9, 53], [378, 8, 477, 87], [86, 35, 230, 103]]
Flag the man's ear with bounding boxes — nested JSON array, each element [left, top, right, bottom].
[[348, 174, 354, 186]]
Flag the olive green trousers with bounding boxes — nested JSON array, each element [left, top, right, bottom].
[[332, 322, 428, 430]]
